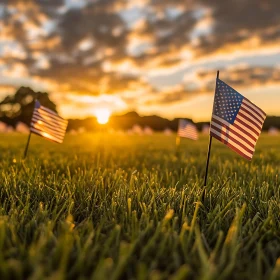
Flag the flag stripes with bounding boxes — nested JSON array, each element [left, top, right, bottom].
[[210, 79, 266, 160], [178, 119, 198, 140], [30, 101, 68, 143]]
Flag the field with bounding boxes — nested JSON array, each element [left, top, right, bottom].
[[0, 132, 279, 280]]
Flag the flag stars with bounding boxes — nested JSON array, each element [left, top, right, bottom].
[[214, 81, 244, 124]]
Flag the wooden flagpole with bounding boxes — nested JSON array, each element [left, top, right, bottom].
[[202, 70, 219, 201], [175, 120, 181, 156], [23, 131, 32, 159], [176, 134, 181, 152]]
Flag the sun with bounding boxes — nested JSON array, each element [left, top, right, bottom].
[[95, 108, 111, 124]]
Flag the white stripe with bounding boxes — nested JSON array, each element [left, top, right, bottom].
[[211, 123, 255, 151], [233, 119, 258, 139], [32, 115, 66, 131], [30, 128, 64, 143], [211, 115, 231, 127], [210, 128, 253, 159], [33, 111, 68, 129], [212, 115, 256, 144], [178, 125, 198, 140], [242, 99, 266, 120], [35, 108, 68, 126], [39, 106, 68, 123], [235, 114, 261, 136], [31, 122, 65, 139], [241, 103, 265, 124], [31, 116, 66, 134], [34, 110, 68, 129], [239, 106, 263, 127]]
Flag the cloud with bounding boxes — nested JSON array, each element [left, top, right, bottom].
[[193, 0, 280, 57], [56, 92, 127, 118], [197, 65, 280, 88], [0, 0, 280, 118], [146, 65, 280, 105]]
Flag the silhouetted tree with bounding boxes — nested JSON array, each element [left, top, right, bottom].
[[0, 87, 57, 126]]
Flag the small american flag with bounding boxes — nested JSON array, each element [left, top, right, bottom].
[[30, 100, 68, 143], [210, 79, 266, 160], [178, 119, 198, 140]]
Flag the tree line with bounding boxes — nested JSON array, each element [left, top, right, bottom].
[[0, 87, 279, 132]]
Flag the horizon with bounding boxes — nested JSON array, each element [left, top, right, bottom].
[[1, 1, 280, 121], [67, 109, 280, 123]]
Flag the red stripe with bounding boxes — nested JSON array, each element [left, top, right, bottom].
[[34, 109, 68, 126], [30, 122, 65, 138], [178, 133, 198, 139], [211, 121, 255, 149], [212, 117, 257, 142], [243, 98, 266, 120], [33, 111, 67, 128], [30, 128, 62, 144], [238, 111, 262, 131], [242, 102, 265, 123], [39, 106, 66, 121], [235, 116, 260, 137], [240, 106, 263, 126], [211, 125, 254, 154], [31, 115, 66, 133], [210, 133, 252, 160]]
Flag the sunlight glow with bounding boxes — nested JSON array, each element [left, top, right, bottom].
[[95, 108, 111, 124]]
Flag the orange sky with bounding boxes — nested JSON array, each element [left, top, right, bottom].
[[1, 0, 280, 121]]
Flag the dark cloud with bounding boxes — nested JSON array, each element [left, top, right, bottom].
[[57, 7, 127, 52], [126, 9, 197, 68], [194, 0, 280, 56], [132, 0, 280, 64], [198, 66, 280, 88], [149, 65, 280, 105], [36, 58, 150, 96], [35, 2, 135, 95], [1, 0, 280, 106], [0, 0, 134, 95]]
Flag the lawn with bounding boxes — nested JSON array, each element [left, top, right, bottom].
[[0, 133, 279, 279]]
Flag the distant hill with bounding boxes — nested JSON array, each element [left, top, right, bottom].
[[67, 112, 193, 132], [67, 112, 280, 132]]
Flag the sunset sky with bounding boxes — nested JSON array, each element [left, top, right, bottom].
[[0, 0, 280, 121]]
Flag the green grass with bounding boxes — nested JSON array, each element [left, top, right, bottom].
[[0, 132, 279, 279]]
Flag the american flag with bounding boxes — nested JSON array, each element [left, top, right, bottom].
[[30, 100, 68, 143], [210, 79, 266, 160], [178, 119, 198, 140]]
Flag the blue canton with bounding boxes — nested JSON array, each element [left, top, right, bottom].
[[213, 79, 244, 125], [179, 119, 189, 129]]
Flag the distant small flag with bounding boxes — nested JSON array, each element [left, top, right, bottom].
[[30, 100, 68, 143], [210, 79, 266, 160], [178, 119, 198, 140]]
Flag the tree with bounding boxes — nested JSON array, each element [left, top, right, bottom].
[[0, 87, 57, 126]]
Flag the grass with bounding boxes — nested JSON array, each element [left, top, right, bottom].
[[0, 132, 279, 279]]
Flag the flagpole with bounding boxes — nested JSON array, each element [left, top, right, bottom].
[[175, 134, 181, 155], [202, 70, 219, 200], [23, 131, 32, 159], [23, 99, 38, 159], [175, 119, 181, 156]]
